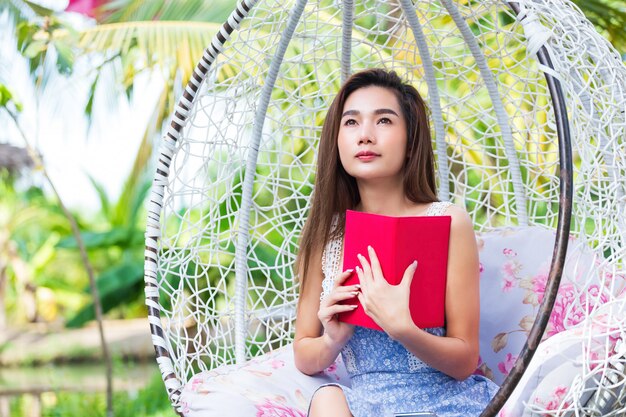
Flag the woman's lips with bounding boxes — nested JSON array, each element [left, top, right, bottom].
[[356, 151, 380, 161]]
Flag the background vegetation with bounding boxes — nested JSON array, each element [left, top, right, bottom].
[[0, 0, 625, 416]]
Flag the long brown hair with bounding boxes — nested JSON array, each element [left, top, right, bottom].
[[296, 68, 438, 292]]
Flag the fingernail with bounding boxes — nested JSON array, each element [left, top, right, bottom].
[[350, 305, 358, 309], [351, 291, 359, 296], [355, 284, 361, 289], [357, 253, 363, 259], [367, 245, 372, 251], [346, 269, 354, 273]]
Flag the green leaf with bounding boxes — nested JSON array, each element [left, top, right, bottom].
[[23, 39, 47, 58], [56, 228, 133, 250], [90, 260, 145, 297], [86, 174, 111, 219], [66, 260, 145, 328], [84, 74, 99, 119], [126, 178, 151, 227], [16, 21, 38, 51], [0, 83, 23, 112], [0, 84, 10, 106], [52, 40, 74, 74], [98, 0, 234, 24]]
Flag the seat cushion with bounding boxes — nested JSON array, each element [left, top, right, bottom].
[[476, 226, 614, 385], [179, 345, 350, 417], [179, 226, 623, 416], [499, 300, 625, 416]]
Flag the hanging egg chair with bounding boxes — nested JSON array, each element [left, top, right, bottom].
[[144, 0, 626, 415]]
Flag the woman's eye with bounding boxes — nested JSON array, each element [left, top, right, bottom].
[[344, 119, 357, 126], [378, 117, 391, 124]]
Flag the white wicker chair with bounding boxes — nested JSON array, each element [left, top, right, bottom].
[[144, 0, 626, 415]]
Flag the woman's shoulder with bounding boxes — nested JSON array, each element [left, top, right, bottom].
[[439, 202, 475, 235]]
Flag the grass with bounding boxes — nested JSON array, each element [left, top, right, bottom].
[[9, 371, 178, 417]]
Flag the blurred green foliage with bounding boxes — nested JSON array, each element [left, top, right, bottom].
[[8, 370, 177, 417], [0, 0, 623, 331]]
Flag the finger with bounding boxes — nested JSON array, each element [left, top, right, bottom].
[[330, 285, 360, 297], [402, 260, 418, 289], [333, 268, 355, 288], [356, 292, 368, 314], [357, 253, 373, 283], [367, 246, 383, 280], [332, 285, 360, 294], [355, 265, 369, 292], [326, 288, 360, 305], [325, 304, 359, 316]]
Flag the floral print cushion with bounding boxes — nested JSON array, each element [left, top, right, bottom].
[[499, 301, 625, 416], [477, 226, 625, 415], [179, 346, 350, 417], [476, 226, 617, 385], [497, 326, 588, 416], [180, 226, 623, 416]]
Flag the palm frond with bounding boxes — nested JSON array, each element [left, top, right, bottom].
[[97, 0, 234, 24], [78, 21, 221, 85]]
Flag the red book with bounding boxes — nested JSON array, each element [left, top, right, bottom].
[[338, 209, 451, 331]]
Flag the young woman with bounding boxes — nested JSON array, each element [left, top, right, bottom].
[[293, 69, 498, 417]]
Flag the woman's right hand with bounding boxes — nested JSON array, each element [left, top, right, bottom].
[[317, 269, 359, 350]]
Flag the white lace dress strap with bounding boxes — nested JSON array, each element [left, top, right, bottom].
[[426, 201, 452, 216], [320, 216, 342, 301]]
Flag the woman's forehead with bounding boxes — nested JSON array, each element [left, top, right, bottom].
[[342, 86, 401, 113]]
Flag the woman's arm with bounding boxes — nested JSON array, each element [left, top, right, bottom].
[[293, 245, 358, 375], [357, 205, 480, 380]]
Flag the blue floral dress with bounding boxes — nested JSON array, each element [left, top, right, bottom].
[[310, 202, 499, 417]]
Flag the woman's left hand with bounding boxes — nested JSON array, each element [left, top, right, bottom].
[[356, 246, 418, 338]]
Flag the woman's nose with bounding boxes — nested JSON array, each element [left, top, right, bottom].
[[358, 122, 375, 144]]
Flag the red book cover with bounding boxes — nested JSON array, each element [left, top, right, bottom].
[[338, 209, 451, 331]]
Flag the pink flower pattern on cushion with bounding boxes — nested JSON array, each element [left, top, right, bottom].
[[532, 385, 571, 411], [477, 227, 626, 417], [530, 270, 610, 337], [179, 346, 351, 417], [323, 362, 341, 381], [484, 239, 616, 377], [477, 227, 624, 386], [497, 353, 517, 376], [270, 359, 285, 369], [255, 399, 306, 417]]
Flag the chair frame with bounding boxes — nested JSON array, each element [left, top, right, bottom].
[[143, 1, 574, 415]]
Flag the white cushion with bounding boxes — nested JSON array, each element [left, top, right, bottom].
[[179, 346, 350, 417]]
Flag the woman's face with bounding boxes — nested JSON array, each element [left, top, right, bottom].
[[337, 86, 408, 183]]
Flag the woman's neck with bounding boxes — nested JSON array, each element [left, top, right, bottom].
[[355, 179, 415, 216]]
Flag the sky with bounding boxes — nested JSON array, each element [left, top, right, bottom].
[[1, 5, 163, 214]]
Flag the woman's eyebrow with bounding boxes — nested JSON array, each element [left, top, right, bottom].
[[341, 108, 399, 117], [374, 108, 399, 116]]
